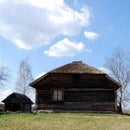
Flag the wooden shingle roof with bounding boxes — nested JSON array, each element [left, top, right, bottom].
[[2, 92, 33, 104]]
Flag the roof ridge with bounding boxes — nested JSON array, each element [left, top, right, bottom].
[[50, 61, 104, 74]]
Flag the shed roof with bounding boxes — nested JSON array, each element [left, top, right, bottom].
[[2, 92, 33, 104]]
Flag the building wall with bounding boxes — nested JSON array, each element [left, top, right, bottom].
[[37, 90, 115, 111], [20, 104, 31, 112], [36, 73, 117, 112], [4, 103, 31, 112]]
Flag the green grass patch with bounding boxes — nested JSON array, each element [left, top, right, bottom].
[[0, 112, 130, 130]]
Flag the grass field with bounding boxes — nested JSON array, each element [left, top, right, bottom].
[[0, 112, 130, 130]]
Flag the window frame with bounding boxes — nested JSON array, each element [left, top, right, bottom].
[[53, 88, 64, 102]]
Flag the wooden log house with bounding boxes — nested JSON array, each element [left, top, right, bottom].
[[2, 92, 33, 112], [30, 61, 120, 112]]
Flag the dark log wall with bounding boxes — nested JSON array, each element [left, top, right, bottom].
[[36, 73, 117, 111], [4, 103, 31, 112], [63, 89, 115, 111], [38, 91, 52, 104], [64, 90, 114, 102], [20, 104, 32, 112]]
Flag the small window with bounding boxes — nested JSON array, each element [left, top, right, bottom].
[[53, 89, 63, 101]]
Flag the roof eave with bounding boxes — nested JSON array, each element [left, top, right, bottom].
[[105, 74, 121, 89], [30, 72, 50, 88]]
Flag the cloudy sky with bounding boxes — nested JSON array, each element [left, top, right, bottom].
[[0, 0, 130, 101]]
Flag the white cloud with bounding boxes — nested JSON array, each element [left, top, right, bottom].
[[84, 31, 99, 41], [14, 39, 32, 50], [0, 60, 3, 65], [0, 0, 4, 3], [0, 0, 90, 49], [24, 0, 64, 10], [44, 38, 85, 57], [99, 67, 110, 74]]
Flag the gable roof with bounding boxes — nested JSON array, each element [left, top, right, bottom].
[[2, 92, 33, 104]]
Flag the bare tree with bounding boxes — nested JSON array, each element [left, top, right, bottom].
[[16, 58, 34, 96], [105, 48, 130, 113], [0, 63, 10, 87]]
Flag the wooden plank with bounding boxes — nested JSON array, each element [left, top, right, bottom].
[[67, 88, 113, 91]]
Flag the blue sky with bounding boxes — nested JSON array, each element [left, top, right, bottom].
[[0, 0, 130, 102]]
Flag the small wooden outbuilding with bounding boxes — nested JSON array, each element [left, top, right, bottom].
[[30, 61, 120, 112], [2, 92, 33, 112]]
